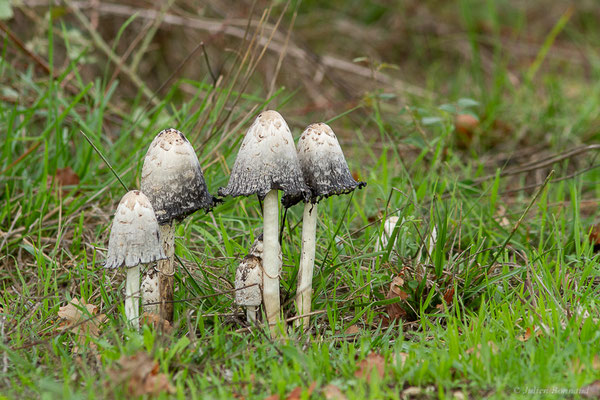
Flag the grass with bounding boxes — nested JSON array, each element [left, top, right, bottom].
[[2, 1, 600, 399]]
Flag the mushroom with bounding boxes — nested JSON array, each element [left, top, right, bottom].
[[234, 234, 267, 323], [218, 110, 309, 335], [141, 267, 159, 315], [284, 122, 365, 330], [105, 190, 166, 328], [141, 128, 217, 322]]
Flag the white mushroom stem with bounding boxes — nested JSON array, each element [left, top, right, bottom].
[[296, 202, 317, 329], [246, 306, 257, 324], [125, 265, 140, 329], [262, 189, 281, 336], [158, 222, 175, 322]]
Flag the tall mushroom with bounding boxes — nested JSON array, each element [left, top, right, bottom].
[[141, 128, 216, 322], [105, 190, 166, 328], [218, 110, 309, 335], [285, 122, 365, 330]]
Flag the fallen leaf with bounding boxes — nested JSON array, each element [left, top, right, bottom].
[[452, 390, 466, 400], [443, 287, 454, 305], [344, 325, 359, 335], [589, 224, 600, 252], [47, 166, 80, 192], [516, 326, 542, 342], [323, 384, 347, 400], [355, 352, 385, 382], [58, 298, 106, 353], [286, 382, 316, 400], [107, 352, 175, 397], [494, 205, 510, 228], [581, 380, 600, 398], [385, 276, 409, 321], [142, 312, 172, 333]]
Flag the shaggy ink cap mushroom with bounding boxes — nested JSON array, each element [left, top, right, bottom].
[[234, 236, 264, 308], [284, 122, 366, 207], [104, 190, 166, 269], [217, 110, 310, 201], [141, 128, 216, 225]]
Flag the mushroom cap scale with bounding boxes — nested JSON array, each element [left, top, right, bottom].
[[104, 190, 166, 269], [283, 122, 365, 207], [218, 110, 309, 202], [234, 238, 264, 307], [141, 128, 216, 225]]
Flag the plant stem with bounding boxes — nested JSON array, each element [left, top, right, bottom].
[[158, 222, 175, 322], [262, 189, 280, 336], [125, 265, 140, 330], [296, 202, 317, 330]]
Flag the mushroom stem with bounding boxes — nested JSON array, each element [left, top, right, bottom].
[[246, 306, 257, 324], [296, 202, 317, 330], [158, 222, 175, 322], [262, 189, 281, 336], [125, 265, 140, 329]]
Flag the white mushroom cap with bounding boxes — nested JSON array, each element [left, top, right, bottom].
[[141, 128, 216, 225], [218, 110, 309, 201], [283, 122, 365, 206], [234, 236, 264, 307], [104, 190, 166, 269]]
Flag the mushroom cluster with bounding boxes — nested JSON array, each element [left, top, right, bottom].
[[102, 113, 364, 337], [104, 128, 216, 328]]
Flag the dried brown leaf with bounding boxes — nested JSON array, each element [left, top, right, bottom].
[[142, 312, 172, 333], [323, 384, 347, 400], [385, 276, 408, 321], [355, 352, 385, 382], [107, 352, 175, 397], [344, 325, 359, 335], [581, 380, 600, 398], [58, 298, 106, 338], [285, 382, 316, 400], [47, 166, 80, 192]]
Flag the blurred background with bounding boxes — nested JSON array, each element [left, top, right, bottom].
[[4, 0, 599, 154]]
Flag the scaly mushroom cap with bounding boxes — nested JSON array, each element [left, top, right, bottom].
[[283, 122, 366, 207], [234, 237, 264, 307], [218, 110, 310, 201], [141, 128, 216, 225], [105, 190, 166, 269]]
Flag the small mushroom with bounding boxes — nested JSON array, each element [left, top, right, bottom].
[[141, 128, 217, 322], [219, 110, 309, 336], [105, 190, 166, 328], [234, 235, 265, 323], [284, 123, 365, 330], [141, 267, 159, 315]]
